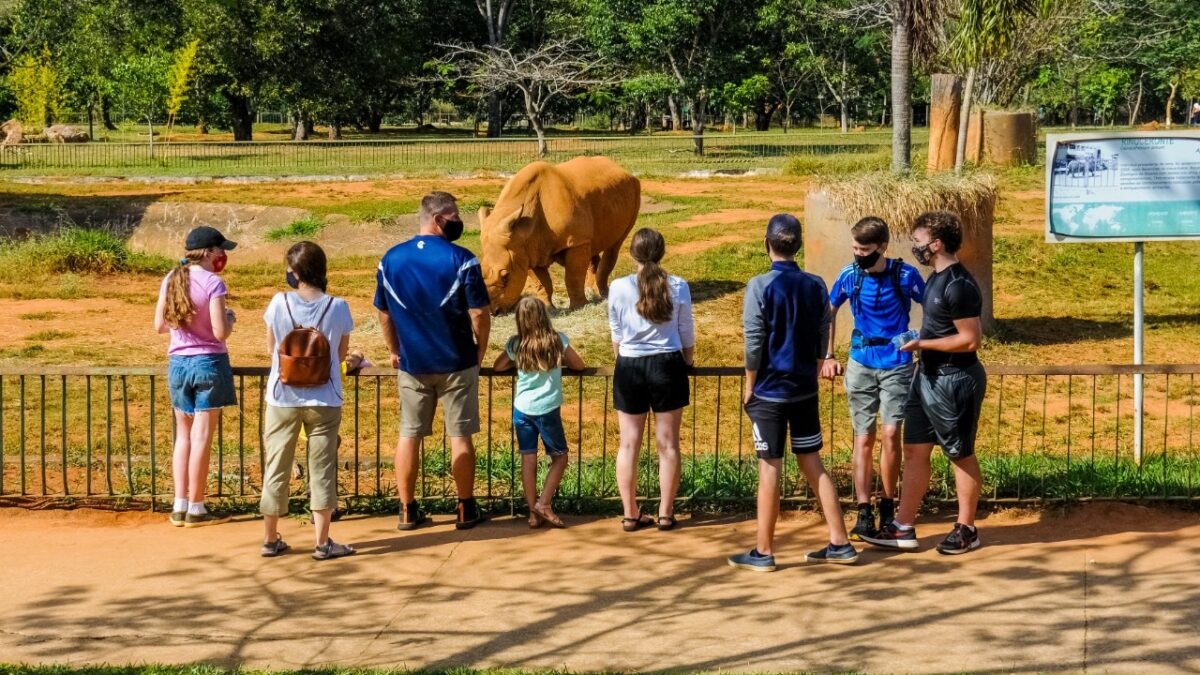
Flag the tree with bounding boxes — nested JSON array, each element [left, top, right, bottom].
[[165, 39, 199, 139], [112, 50, 169, 150], [476, 0, 517, 137], [438, 39, 614, 156], [7, 46, 62, 128]]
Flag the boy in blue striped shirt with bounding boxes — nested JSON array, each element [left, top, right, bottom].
[[727, 214, 857, 572]]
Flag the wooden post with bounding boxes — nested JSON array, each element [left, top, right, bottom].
[[927, 74, 963, 173]]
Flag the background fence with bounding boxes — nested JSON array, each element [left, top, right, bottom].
[[1, 364, 1198, 511], [0, 132, 899, 177]]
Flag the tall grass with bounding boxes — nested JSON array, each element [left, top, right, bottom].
[[0, 228, 171, 283]]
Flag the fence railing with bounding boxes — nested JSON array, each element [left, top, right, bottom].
[[0, 132, 899, 176], [2, 364, 1198, 509]]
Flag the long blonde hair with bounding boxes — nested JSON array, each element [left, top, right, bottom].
[[514, 296, 563, 372], [163, 249, 207, 328], [630, 228, 672, 324]]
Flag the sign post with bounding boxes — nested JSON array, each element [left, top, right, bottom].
[[1046, 131, 1200, 466]]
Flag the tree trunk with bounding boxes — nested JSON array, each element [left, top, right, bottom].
[[101, 98, 118, 131], [530, 113, 548, 156], [954, 67, 976, 174], [328, 119, 342, 140], [487, 92, 503, 138], [1165, 81, 1179, 129], [227, 93, 254, 141], [754, 103, 775, 131], [367, 110, 383, 133], [839, 56, 850, 134], [691, 93, 706, 155], [928, 73, 963, 173], [293, 110, 309, 141], [890, 17, 912, 173], [783, 101, 793, 133], [86, 106, 94, 141], [880, 92, 888, 126], [667, 94, 682, 131]]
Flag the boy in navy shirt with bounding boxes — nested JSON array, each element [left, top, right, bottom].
[[728, 214, 857, 572]]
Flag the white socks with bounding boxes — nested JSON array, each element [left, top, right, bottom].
[[173, 498, 188, 513], [187, 501, 208, 516]]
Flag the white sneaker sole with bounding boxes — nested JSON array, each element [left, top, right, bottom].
[[861, 534, 920, 550], [728, 558, 777, 572], [937, 537, 982, 555]]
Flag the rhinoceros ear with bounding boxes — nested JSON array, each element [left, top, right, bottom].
[[478, 206, 490, 224], [496, 206, 524, 234]]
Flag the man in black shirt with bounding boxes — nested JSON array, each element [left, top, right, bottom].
[[862, 211, 986, 555]]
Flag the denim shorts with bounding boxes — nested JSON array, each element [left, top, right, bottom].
[[168, 353, 237, 415], [513, 408, 568, 456]]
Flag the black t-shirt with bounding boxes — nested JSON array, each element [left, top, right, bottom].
[[919, 262, 982, 372]]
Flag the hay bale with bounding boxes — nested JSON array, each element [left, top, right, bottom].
[[927, 74, 964, 172], [965, 110, 1036, 167], [804, 172, 997, 336]]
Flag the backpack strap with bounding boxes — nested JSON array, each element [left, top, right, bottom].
[[282, 293, 300, 330], [890, 259, 911, 314], [283, 293, 335, 330], [849, 265, 865, 316], [315, 296, 335, 327]]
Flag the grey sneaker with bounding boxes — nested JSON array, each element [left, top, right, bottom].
[[169, 511, 186, 528], [183, 511, 232, 528], [727, 548, 777, 572], [805, 543, 859, 564], [936, 523, 982, 555]]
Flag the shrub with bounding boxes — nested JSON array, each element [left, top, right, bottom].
[[265, 215, 325, 242], [0, 228, 172, 282]]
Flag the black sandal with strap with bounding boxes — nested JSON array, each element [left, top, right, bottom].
[[621, 512, 656, 532], [657, 515, 678, 531]]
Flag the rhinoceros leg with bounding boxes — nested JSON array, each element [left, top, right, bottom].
[[593, 241, 623, 299], [562, 246, 590, 310], [531, 267, 554, 306]]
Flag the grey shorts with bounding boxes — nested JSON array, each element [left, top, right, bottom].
[[903, 362, 987, 460], [399, 366, 481, 438], [844, 360, 913, 435]]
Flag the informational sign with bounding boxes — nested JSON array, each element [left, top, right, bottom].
[[1046, 132, 1200, 242]]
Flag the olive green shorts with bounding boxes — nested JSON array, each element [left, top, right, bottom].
[[398, 366, 481, 438]]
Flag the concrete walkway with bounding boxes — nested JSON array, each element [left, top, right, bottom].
[[1, 503, 1197, 673]]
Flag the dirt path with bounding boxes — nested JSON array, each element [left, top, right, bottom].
[[0, 503, 1196, 673]]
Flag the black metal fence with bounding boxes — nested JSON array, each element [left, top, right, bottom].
[[0, 133, 897, 176], [1, 364, 1198, 509]]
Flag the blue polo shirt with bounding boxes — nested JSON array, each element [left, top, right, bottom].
[[829, 258, 925, 370], [373, 235, 490, 375]]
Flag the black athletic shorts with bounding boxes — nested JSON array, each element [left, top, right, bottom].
[[613, 351, 690, 415], [903, 362, 987, 459], [744, 394, 823, 459]]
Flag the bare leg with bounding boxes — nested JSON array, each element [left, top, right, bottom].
[[756, 457, 782, 555], [520, 453, 539, 511], [852, 430, 876, 504], [172, 410, 193, 506], [263, 514, 280, 544], [616, 411, 646, 518], [798, 452, 850, 545], [312, 509, 332, 547], [654, 408, 683, 518], [896, 443, 934, 526], [539, 453, 569, 517], [952, 454, 982, 527], [449, 435, 476, 499], [879, 424, 902, 499], [396, 436, 420, 504], [187, 410, 220, 503]]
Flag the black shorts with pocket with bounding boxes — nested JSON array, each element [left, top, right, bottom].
[[903, 362, 987, 459], [613, 351, 690, 414], [745, 394, 823, 459]]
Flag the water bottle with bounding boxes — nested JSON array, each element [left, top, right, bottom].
[[891, 330, 919, 350]]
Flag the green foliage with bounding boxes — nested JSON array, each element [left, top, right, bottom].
[[166, 39, 199, 123], [7, 46, 61, 127], [265, 215, 325, 242], [112, 52, 170, 123], [0, 228, 171, 282]]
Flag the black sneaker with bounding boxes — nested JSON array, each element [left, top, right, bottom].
[[397, 501, 427, 531], [805, 543, 859, 564], [861, 521, 919, 550], [168, 511, 186, 528], [849, 505, 876, 541], [936, 523, 981, 555], [878, 498, 896, 531], [456, 499, 486, 530], [727, 548, 777, 572], [183, 511, 232, 528]]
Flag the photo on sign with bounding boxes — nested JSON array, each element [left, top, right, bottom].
[[1051, 142, 1117, 188]]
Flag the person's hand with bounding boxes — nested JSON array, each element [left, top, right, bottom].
[[389, 352, 401, 369], [743, 381, 754, 406], [899, 339, 921, 353], [225, 308, 237, 325], [820, 359, 844, 381]]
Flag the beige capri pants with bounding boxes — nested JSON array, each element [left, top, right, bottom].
[[260, 404, 343, 516]]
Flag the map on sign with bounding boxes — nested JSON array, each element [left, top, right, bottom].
[[1046, 133, 1200, 242]]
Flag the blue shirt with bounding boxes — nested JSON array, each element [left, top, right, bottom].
[[373, 235, 490, 375], [829, 258, 925, 370], [743, 261, 832, 403]]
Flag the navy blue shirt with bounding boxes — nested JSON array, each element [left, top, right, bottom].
[[829, 258, 925, 370], [373, 235, 490, 375], [743, 260, 832, 402]]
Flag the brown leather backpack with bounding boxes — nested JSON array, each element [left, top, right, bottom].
[[277, 294, 334, 388]]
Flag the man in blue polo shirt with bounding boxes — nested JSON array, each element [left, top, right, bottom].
[[822, 216, 925, 540], [375, 191, 491, 531]]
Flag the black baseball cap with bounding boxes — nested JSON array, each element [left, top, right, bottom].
[[766, 213, 801, 240], [184, 226, 237, 251]]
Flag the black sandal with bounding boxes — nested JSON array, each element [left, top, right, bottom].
[[621, 512, 656, 532], [657, 515, 678, 531]]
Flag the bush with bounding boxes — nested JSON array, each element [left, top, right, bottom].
[[265, 215, 324, 242], [0, 228, 171, 282]]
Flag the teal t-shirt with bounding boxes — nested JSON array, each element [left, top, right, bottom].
[[505, 332, 569, 416]]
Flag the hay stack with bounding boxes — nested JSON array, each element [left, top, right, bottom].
[[804, 172, 998, 336]]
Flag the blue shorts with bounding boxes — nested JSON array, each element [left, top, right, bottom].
[[513, 408, 568, 456], [168, 354, 237, 415]]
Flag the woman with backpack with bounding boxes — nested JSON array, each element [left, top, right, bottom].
[[154, 226, 238, 528], [260, 241, 356, 560]]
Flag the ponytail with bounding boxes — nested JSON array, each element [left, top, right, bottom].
[[163, 249, 206, 328], [630, 228, 673, 324]]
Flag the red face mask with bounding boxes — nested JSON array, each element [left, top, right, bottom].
[[211, 252, 228, 274]]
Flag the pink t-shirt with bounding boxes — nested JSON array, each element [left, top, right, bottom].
[[160, 266, 229, 356]]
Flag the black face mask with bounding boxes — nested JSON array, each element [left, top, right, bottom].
[[911, 244, 933, 266], [286, 271, 300, 289], [854, 250, 882, 270], [442, 218, 465, 242]]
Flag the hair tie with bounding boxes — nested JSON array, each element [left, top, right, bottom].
[[179, 258, 189, 266]]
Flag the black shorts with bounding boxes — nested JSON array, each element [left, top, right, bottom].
[[903, 362, 987, 459], [744, 395, 823, 459], [613, 351, 690, 414]]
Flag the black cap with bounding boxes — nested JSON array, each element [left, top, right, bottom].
[[766, 213, 801, 240], [184, 226, 237, 251]]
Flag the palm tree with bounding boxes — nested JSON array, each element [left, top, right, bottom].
[[888, 0, 953, 173]]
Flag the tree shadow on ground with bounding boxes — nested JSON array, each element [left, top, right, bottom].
[[996, 314, 1200, 346]]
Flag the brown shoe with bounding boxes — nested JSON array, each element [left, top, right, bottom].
[[397, 501, 427, 531]]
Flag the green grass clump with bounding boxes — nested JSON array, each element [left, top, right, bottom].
[[0, 229, 171, 283], [265, 215, 325, 242]]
